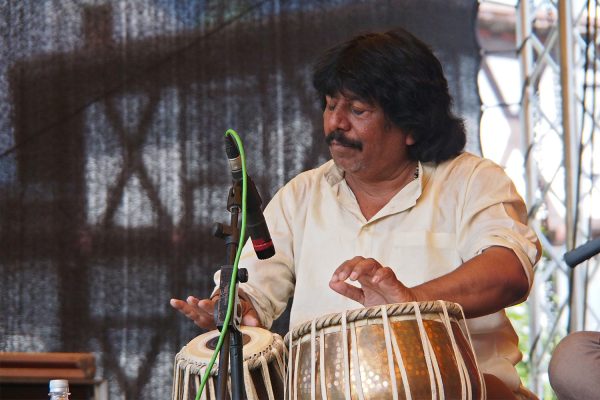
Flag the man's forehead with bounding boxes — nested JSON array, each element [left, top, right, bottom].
[[327, 90, 373, 104]]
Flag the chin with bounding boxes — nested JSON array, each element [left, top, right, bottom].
[[332, 158, 361, 174]]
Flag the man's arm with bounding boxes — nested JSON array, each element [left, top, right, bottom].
[[331, 157, 538, 318], [329, 246, 529, 318]]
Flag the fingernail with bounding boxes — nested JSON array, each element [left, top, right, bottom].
[[350, 272, 358, 280]]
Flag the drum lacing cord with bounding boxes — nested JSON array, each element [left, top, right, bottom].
[[381, 305, 400, 400], [259, 336, 285, 400], [413, 301, 444, 400], [239, 336, 285, 371], [318, 328, 327, 398], [286, 334, 292, 400], [293, 333, 302, 400], [305, 324, 330, 400], [439, 301, 471, 400], [458, 306, 486, 399], [271, 335, 287, 383], [174, 352, 213, 400], [388, 313, 413, 400], [349, 319, 366, 400], [243, 362, 258, 400], [172, 355, 182, 399], [183, 362, 192, 400], [341, 312, 351, 400]]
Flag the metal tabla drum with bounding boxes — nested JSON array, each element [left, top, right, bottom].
[[172, 326, 286, 400], [285, 301, 486, 400]]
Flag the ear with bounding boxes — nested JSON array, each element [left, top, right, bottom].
[[406, 133, 416, 145]]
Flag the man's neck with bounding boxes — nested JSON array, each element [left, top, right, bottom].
[[344, 160, 418, 220]]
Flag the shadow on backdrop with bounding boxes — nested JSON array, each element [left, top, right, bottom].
[[1, 1, 480, 398]]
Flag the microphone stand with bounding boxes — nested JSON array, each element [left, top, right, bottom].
[[212, 180, 248, 400]]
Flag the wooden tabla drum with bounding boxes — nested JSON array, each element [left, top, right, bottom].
[[285, 301, 485, 400], [172, 326, 286, 400]]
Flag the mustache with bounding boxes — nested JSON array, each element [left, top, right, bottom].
[[324, 130, 363, 151]]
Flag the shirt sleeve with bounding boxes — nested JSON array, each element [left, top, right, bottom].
[[213, 184, 297, 329], [456, 159, 541, 297]]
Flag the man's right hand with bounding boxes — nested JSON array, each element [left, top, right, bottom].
[[169, 295, 262, 330]]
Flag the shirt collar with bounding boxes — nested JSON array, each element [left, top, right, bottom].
[[324, 159, 344, 186], [323, 159, 426, 220]]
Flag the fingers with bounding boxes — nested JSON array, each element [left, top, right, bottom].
[[329, 257, 381, 304], [169, 298, 186, 310], [330, 256, 380, 283], [329, 279, 365, 303], [331, 257, 399, 286], [170, 295, 263, 329], [370, 267, 398, 285], [329, 258, 415, 306], [241, 306, 262, 327], [237, 296, 262, 327], [170, 296, 216, 330]]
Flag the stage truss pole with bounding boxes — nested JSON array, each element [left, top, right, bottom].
[[517, 0, 600, 394], [479, 0, 600, 396]]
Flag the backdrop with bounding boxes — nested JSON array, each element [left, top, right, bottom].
[[0, 1, 480, 398]]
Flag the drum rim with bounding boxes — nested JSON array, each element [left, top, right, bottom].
[[175, 327, 286, 374], [287, 300, 464, 341]]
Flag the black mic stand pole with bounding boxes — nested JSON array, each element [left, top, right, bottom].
[[213, 179, 248, 400]]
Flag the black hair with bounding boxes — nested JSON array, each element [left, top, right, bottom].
[[312, 28, 466, 163]]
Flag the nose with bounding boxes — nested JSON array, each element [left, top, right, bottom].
[[325, 107, 350, 132]]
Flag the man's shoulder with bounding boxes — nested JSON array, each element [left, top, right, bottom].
[[435, 152, 503, 175], [421, 153, 509, 192]]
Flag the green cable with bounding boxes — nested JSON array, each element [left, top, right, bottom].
[[194, 129, 248, 400]]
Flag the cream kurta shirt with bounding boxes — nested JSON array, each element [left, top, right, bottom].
[[218, 152, 540, 390]]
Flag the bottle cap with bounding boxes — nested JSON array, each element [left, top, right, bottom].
[[49, 379, 69, 392]]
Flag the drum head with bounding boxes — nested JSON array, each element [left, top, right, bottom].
[[182, 326, 274, 362], [288, 300, 464, 342]]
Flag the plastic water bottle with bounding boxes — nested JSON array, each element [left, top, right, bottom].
[[48, 379, 70, 399]]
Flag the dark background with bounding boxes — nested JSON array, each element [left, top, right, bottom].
[[0, 1, 480, 398]]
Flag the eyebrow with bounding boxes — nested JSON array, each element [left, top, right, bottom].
[[342, 91, 374, 105], [328, 92, 371, 105]]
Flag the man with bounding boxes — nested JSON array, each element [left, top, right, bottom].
[[549, 331, 600, 400], [171, 28, 541, 398]]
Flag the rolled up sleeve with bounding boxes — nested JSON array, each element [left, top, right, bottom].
[[457, 160, 541, 294]]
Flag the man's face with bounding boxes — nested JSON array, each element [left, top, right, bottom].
[[323, 92, 414, 181]]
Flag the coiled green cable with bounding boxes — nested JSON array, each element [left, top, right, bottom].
[[194, 129, 248, 400]]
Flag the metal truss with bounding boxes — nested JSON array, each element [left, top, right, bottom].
[[478, 0, 599, 396]]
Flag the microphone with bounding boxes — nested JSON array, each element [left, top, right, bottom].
[[564, 237, 600, 269], [225, 135, 275, 259]]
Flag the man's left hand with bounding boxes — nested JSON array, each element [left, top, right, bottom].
[[329, 256, 419, 306]]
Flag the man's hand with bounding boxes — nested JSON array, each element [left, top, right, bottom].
[[170, 295, 262, 330], [330, 247, 530, 318], [329, 256, 419, 307]]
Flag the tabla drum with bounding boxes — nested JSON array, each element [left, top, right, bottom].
[[285, 301, 486, 400], [172, 326, 286, 400]]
